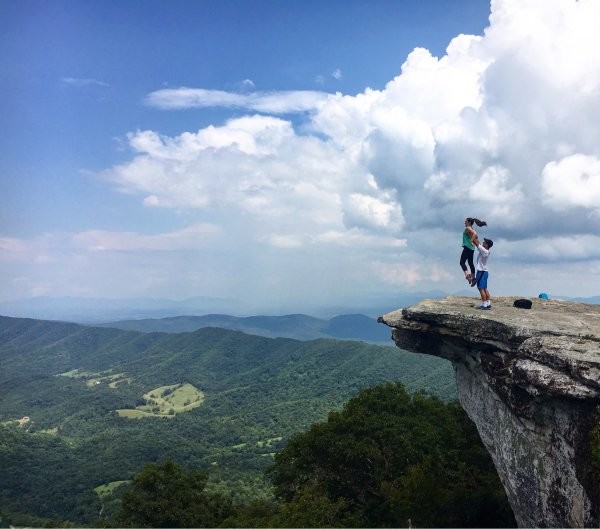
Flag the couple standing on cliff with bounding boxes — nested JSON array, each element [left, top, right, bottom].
[[460, 218, 493, 310]]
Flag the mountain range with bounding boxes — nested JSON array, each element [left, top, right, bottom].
[[0, 314, 455, 525], [0, 291, 447, 323], [98, 313, 392, 343]]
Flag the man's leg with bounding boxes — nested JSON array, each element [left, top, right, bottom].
[[476, 272, 491, 308]]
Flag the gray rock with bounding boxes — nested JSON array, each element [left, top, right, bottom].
[[379, 296, 600, 528]]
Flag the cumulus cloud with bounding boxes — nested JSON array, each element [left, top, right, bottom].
[[503, 234, 600, 263], [542, 154, 600, 211], [100, 0, 600, 295]]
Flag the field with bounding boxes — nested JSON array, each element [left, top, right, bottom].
[[59, 368, 132, 388], [116, 383, 204, 418], [94, 481, 129, 497]]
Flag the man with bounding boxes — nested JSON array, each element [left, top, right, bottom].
[[473, 238, 493, 309]]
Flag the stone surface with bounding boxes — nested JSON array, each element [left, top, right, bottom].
[[379, 296, 600, 528]]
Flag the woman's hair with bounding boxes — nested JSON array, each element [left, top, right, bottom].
[[466, 217, 487, 227]]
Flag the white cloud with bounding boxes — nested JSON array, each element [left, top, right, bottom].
[[0, 234, 58, 264], [12, 0, 598, 304], [542, 154, 600, 211], [61, 77, 109, 87], [373, 261, 422, 286], [372, 260, 453, 287], [263, 234, 304, 249], [342, 193, 404, 233], [103, 0, 600, 285], [502, 234, 600, 262], [72, 223, 220, 252], [332, 68, 343, 80], [144, 87, 330, 113]]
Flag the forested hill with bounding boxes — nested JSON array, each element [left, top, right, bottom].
[[98, 313, 391, 343], [0, 314, 455, 525]]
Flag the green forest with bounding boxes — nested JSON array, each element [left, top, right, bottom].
[[2, 315, 597, 527], [113, 384, 516, 528], [0, 315, 453, 526]]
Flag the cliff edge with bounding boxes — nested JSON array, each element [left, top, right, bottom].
[[379, 296, 600, 528]]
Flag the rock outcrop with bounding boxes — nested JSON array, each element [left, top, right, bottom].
[[379, 296, 600, 528]]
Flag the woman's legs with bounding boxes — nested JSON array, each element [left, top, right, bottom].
[[467, 252, 475, 276], [460, 247, 475, 280]]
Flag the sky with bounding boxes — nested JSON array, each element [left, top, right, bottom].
[[2, 0, 600, 313]]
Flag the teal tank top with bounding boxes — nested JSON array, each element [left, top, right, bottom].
[[462, 230, 475, 250]]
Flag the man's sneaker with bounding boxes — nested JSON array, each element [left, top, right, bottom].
[[475, 304, 486, 309], [482, 305, 492, 310]]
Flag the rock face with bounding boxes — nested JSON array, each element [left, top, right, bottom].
[[379, 296, 600, 528]]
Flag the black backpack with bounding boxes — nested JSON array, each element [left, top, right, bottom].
[[513, 299, 532, 309]]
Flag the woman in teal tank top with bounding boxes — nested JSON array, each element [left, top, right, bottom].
[[460, 217, 487, 285]]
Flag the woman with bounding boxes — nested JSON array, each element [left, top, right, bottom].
[[460, 217, 487, 286]]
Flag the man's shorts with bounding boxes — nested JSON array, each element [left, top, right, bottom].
[[475, 270, 488, 290]]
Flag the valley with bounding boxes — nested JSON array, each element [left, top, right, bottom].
[[0, 314, 455, 525]]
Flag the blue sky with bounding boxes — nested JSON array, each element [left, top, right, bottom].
[[2, 0, 600, 312], [1, 0, 488, 239]]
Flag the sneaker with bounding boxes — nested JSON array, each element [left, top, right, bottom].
[[482, 305, 492, 310], [475, 304, 486, 309]]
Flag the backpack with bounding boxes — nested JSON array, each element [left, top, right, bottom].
[[513, 299, 532, 309]]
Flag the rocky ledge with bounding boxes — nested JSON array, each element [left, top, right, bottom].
[[379, 296, 600, 528]]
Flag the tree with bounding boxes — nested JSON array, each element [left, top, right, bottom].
[[268, 382, 516, 528], [115, 459, 231, 527], [270, 483, 362, 528]]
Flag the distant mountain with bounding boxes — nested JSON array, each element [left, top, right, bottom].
[[98, 313, 392, 344], [0, 291, 447, 323], [568, 295, 600, 304], [0, 295, 239, 323], [0, 314, 455, 525], [4, 291, 597, 326]]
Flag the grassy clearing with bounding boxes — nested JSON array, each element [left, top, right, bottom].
[[59, 368, 98, 379], [1, 419, 21, 427], [39, 427, 59, 435], [58, 368, 132, 388], [256, 436, 283, 448], [115, 409, 160, 419], [94, 481, 129, 497], [108, 377, 132, 388], [116, 383, 204, 419]]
